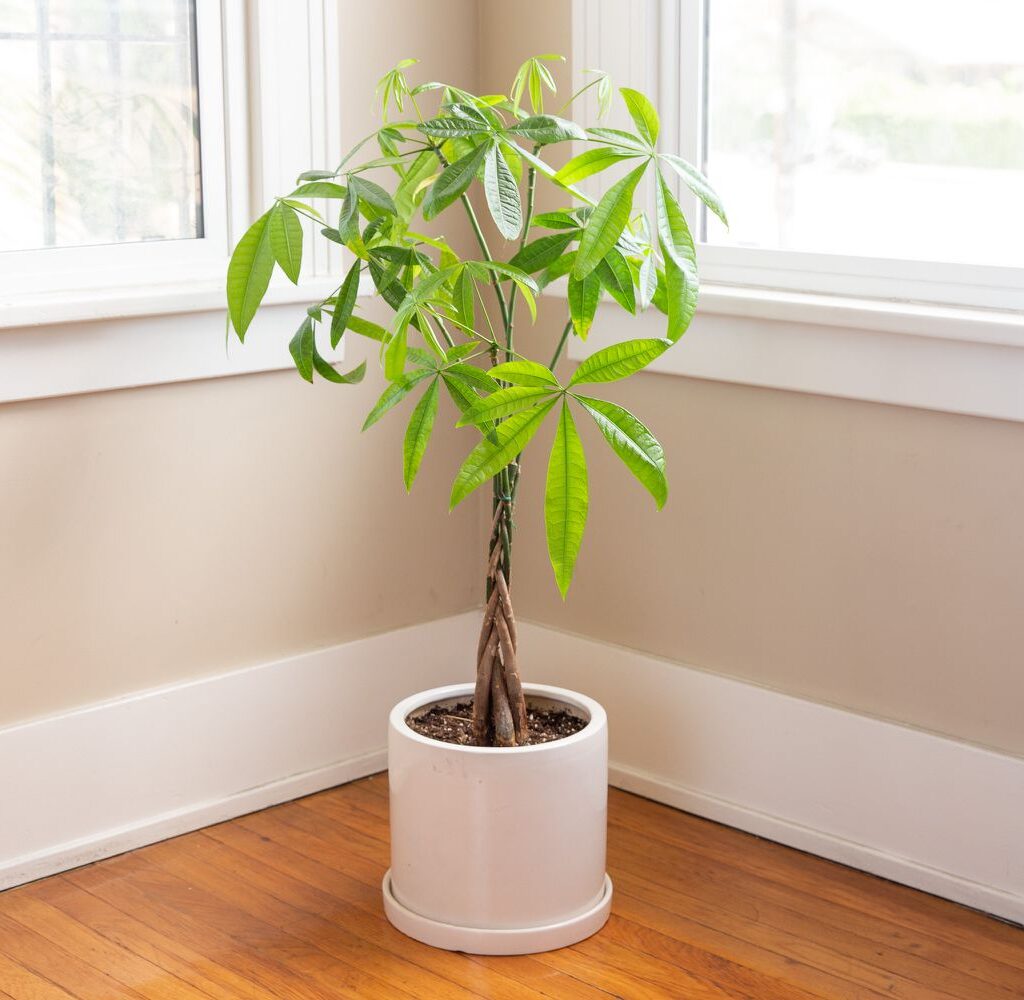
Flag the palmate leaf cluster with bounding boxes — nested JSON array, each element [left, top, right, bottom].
[[226, 56, 725, 597]]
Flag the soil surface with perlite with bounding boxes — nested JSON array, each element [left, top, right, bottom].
[[407, 700, 587, 746]]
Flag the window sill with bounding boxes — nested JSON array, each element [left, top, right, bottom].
[[0, 274, 356, 405], [555, 282, 1024, 423]]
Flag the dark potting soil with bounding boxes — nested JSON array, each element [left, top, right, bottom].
[[406, 700, 587, 746]]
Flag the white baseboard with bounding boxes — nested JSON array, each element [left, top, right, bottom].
[[520, 620, 1024, 924], [3, 611, 1022, 925], [0, 613, 477, 891]]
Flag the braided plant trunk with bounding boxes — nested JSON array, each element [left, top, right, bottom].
[[473, 465, 528, 746]]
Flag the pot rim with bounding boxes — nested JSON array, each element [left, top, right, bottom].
[[389, 682, 607, 755]]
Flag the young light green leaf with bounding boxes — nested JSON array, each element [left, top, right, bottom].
[[574, 162, 647, 278], [619, 87, 660, 147], [330, 261, 361, 348], [394, 150, 438, 218], [504, 115, 585, 145], [288, 316, 315, 382], [655, 170, 699, 341], [456, 385, 558, 427], [532, 210, 582, 230], [227, 210, 274, 341], [489, 360, 560, 388], [574, 394, 667, 507], [450, 399, 557, 508], [421, 141, 490, 220], [595, 248, 636, 314], [362, 369, 434, 430], [545, 401, 588, 598], [554, 147, 641, 186], [348, 176, 396, 216], [659, 152, 729, 226], [403, 377, 440, 490], [385, 322, 408, 380], [268, 203, 303, 284], [508, 231, 578, 274], [567, 270, 601, 339], [483, 142, 522, 240], [567, 338, 668, 386]]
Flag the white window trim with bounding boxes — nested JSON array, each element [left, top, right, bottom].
[[568, 0, 1024, 423], [0, 0, 351, 403]]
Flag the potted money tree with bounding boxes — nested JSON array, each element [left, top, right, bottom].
[[226, 55, 724, 955]]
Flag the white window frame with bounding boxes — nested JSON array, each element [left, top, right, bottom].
[[0, 0, 346, 402], [569, 0, 1024, 423]]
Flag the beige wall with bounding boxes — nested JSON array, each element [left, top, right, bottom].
[[0, 0, 481, 726], [479, 1, 1024, 757]]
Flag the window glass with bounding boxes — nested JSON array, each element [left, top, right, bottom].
[[704, 0, 1024, 267], [0, 0, 203, 251]]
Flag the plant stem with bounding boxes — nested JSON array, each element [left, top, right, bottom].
[[549, 319, 573, 370], [458, 192, 512, 334]]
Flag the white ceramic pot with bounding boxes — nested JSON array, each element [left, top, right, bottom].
[[382, 682, 612, 955]]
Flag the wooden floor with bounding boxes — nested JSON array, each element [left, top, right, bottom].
[[0, 776, 1021, 999]]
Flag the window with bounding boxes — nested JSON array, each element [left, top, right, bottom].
[[0, 0, 229, 302], [0, 0, 204, 253], [703, 0, 1024, 270]]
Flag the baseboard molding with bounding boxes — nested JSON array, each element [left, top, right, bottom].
[[3, 611, 1022, 924], [520, 619, 1024, 924], [0, 612, 477, 891]]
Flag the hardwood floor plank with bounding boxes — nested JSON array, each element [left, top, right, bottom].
[[0, 953, 78, 1000], [0, 773, 1018, 1000], [609, 820, 1019, 999], [610, 790, 1024, 972]]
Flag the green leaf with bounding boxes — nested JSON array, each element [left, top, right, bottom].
[[467, 260, 539, 292], [532, 210, 582, 230], [330, 261, 361, 348], [483, 143, 522, 240], [508, 231, 577, 274], [268, 203, 302, 284], [568, 338, 668, 386], [403, 378, 440, 490], [567, 270, 601, 339], [451, 267, 475, 331], [296, 169, 336, 182], [226, 210, 274, 341], [444, 362, 499, 394], [538, 249, 577, 289], [619, 88, 659, 147], [504, 115, 585, 145], [384, 321, 408, 380], [394, 150, 438, 218], [362, 369, 434, 430], [489, 360, 560, 388], [289, 181, 348, 199], [345, 315, 389, 342], [288, 317, 315, 382], [442, 371, 492, 426], [450, 399, 557, 508], [456, 385, 557, 427], [595, 249, 636, 313], [586, 127, 649, 152], [574, 162, 647, 278], [337, 188, 359, 245], [418, 116, 492, 139], [348, 176, 397, 216], [574, 394, 667, 508], [659, 153, 729, 226], [655, 170, 699, 342], [554, 147, 641, 186], [422, 142, 489, 221], [545, 401, 588, 598], [312, 356, 366, 384]]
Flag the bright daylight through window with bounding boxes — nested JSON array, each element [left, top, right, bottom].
[[703, 0, 1024, 268], [0, 0, 203, 252]]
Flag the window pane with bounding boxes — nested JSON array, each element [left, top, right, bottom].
[[0, 0, 202, 252], [704, 0, 1024, 267]]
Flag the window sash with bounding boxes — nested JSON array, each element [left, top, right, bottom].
[[0, 1, 232, 299], [575, 0, 1024, 313]]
